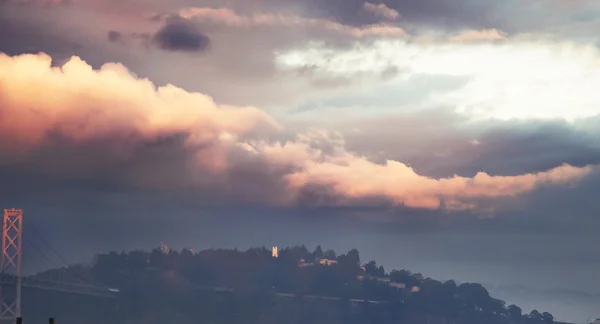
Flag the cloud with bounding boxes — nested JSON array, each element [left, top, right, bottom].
[[151, 18, 210, 52], [6, 0, 593, 111], [107, 30, 121, 43], [0, 13, 82, 57], [293, 106, 600, 187], [257, 132, 595, 210], [277, 39, 600, 121], [0, 52, 276, 176], [291, 0, 596, 35], [449, 29, 507, 42], [2, 0, 70, 6], [362, 2, 400, 20], [178, 7, 407, 38], [0, 52, 595, 212]]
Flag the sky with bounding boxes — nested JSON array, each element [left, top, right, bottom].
[[2, 0, 600, 321]]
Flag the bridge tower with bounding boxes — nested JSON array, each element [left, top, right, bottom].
[[0, 209, 22, 323]]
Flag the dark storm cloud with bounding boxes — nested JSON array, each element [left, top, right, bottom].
[[334, 109, 600, 180], [237, 0, 592, 35], [461, 121, 600, 175], [302, 0, 491, 28], [151, 18, 210, 52], [107, 30, 121, 42], [1, 0, 70, 6], [412, 120, 600, 179], [0, 14, 82, 56], [0, 138, 287, 208], [119, 0, 489, 29]]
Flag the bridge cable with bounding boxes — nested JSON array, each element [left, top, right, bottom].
[[23, 236, 62, 270], [26, 224, 77, 269], [27, 223, 109, 288], [24, 235, 88, 284], [25, 223, 110, 289]]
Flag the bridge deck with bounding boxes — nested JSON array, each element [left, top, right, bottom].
[[0, 275, 118, 298]]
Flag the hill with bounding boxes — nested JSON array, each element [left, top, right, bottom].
[[24, 246, 558, 324]]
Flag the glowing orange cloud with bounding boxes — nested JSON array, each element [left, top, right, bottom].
[[257, 133, 596, 210], [362, 2, 401, 20], [178, 7, 407, 38], [449, 29, 507, 42], [0, 52, 278, 171], [0, 52, 594, 212]]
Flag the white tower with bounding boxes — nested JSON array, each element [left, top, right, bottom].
[[272, 246, 278, 258]]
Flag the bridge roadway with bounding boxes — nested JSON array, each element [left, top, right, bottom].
[[273, 292, 387, 304], [196, 286, 387, 304], [0, 279, 578, 323], [0, 274, 118, 299]]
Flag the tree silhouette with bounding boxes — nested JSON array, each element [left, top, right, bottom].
[[542, 312, 554, 324], [63, 245, 557, 324], [507, 304, 523, 321], [313, 245, 324, 259], [324, 249, 336, 260], [530, 310, 543, 321]]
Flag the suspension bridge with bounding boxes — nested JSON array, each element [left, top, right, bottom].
[[0, 209, 119, 323]]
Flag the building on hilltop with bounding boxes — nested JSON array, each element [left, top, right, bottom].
[[318, 258, 337, 266], [390, 282, 406, 289], [298, 258, 314, 267], [160, 242, 170, 254]]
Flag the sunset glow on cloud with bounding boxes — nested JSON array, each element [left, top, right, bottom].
[[4, 1, 600, 319], [276, 39, 600, 121], [0, 52, 595, 211], [1, 0, 600, 214], [178, 7, 407, 38]]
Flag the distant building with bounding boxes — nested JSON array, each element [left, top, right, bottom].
[[160, 242, 170, 254], [318, 258, 337, 266], [298, 259, 314, 267], [272, 246, 278, 258], [411, 286, 421, 293], [389, 282, 406, 289]]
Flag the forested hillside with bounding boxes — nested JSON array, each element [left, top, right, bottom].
[[24, 246, 556, 324]]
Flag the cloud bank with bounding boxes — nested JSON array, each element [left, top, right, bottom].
[[152, 18, 210, 52], [362, 2, 401, 20], [0, 52, 595, 212], [277, 39, 600, 121], [178, 7, 407, 38]]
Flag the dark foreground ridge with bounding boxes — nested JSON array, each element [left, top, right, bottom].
[[23, 246, 562, 324]]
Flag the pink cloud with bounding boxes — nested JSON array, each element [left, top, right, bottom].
[[449, 29, 507, 42], [178, 7, 407, 38], [362, 2, 401, 20], [0, 52, 277, 172], [260, 134, 594, 209], [0, 52, 593, 212]]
